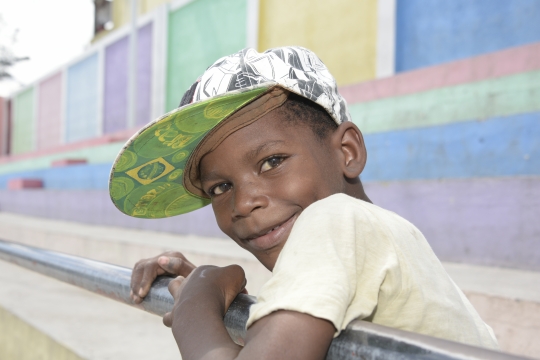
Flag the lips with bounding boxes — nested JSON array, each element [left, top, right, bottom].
[[244, 215, 297, 252]]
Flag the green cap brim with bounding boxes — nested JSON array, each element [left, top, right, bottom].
[[109, 86, 269, 219]]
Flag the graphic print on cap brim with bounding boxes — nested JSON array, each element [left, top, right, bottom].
[[109, 86, 269, 219]]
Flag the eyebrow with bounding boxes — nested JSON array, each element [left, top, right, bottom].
[[200, 170, 222, 185], [244, 140, 285, 161], [200, 140, 286, 185]]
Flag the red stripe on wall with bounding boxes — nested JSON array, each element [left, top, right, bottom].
[[340, 42, 540, 104], [0, 127, 137, 164]]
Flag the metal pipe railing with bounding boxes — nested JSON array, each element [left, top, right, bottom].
[[0, 239, 530, 360]]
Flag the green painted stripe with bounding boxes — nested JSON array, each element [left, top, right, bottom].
[[12, 88, 35, 155], [0, 142, 124, 176], [166, 0, 247, 112], [349, 70, 540, 134]]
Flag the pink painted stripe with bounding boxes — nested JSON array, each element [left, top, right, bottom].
[[340, 42, 540, 104], [0, 128, 137, 164]]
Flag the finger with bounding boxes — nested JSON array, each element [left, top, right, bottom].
[[131, 261, 147, 303], [138, 264, 165, 299], [158, 256, 195, 277], [167, 276, 185, 296], [163, 312, 173, 328]]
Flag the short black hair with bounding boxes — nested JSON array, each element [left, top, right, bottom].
[[278, 92, 338, 141]]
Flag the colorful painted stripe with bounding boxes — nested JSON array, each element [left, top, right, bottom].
[[362, 112, 540, 181], [365, 175, 540, 271], [1, 174, 539, 270], [65, 54, 100, 143], [0, 163, 111, 190], [350, 70, 540, 134], [340, 42, 540, 104], [12, 88, 35, 155], [2, 111, 538, 181], [395, 0, 540, 72], [166, 0, 248, 112], [37, 72, 63, 150], [0, 189, 224, 239], [0, 142, 123, 176]]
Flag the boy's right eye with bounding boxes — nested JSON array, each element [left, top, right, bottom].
[[209, 183, 232, 196]]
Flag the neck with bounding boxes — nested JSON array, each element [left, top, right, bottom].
[[344, 177, 372, 203]]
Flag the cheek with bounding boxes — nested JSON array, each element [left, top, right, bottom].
[[271, 163, 328, 206], [211, 202, 233, 236]]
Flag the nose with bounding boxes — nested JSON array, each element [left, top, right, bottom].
[[231, 181, 268, 219]]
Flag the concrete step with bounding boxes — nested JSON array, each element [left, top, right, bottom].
[[0, 212, 539, 359]]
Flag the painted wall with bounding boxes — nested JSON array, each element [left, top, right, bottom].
[[103, 23, 153, 134], [37, 72, 63, 150], [1, 176, 539, 271], [166, 0, 247, 111], [365, 177, 540, 271], [103, 36, 129, 134], [349, 70, 540, 134], [396, 0, 540, 72], [136, 23, 153, 126], [0, 163, 111, 190], [11, 88, 35, 155], [258, 0, 378, 86], [0, 98, 7, 156], [361, 112, 540, 181], [65, 53, 100, 143], [1, 0, 539, 272], [0, 141, 124, 175]]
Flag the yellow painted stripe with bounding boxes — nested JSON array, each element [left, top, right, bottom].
[[0, 305, 83, 360], [258, 0, 378, 85]]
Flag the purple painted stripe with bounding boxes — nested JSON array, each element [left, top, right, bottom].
[[364, 176, 540, 271], [1, 176, 539, 270], [103, 35, 129, 134], [0, 189, 224, 238], [103, 23, 153, 134], [136, 22, 152, 127]]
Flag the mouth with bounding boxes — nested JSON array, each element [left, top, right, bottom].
[[244, 214, 298, 252]]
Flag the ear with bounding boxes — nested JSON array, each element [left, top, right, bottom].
[[331, 122, 367, 179]]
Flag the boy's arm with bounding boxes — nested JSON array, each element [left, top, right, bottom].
[[166, 265, 335, 360]]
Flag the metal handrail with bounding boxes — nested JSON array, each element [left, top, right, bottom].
[[0, 239, 530, 360]]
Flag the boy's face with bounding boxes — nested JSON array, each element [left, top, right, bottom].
[[199, 109, 346, 270]]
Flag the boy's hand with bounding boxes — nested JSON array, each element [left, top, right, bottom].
[[163, 265, 247, 328], [161, 265, 334, 360], [130, 251, 196, 304]]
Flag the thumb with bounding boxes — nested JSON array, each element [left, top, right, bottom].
[[163, 312, 173, 328], [167, 275, 185, 297]]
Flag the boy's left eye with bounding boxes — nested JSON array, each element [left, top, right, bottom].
[[261, 156, 285, 173]]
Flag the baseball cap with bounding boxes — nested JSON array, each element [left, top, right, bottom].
[[109, 46, 352, 219]]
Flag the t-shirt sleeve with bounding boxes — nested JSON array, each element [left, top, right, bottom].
[[246, 195, 370, 335]]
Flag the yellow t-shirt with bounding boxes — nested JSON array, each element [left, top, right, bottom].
[[247, 193, 498, 349]]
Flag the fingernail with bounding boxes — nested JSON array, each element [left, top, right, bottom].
[[158, 256, 169, 265], [139, 288, 144, 297]]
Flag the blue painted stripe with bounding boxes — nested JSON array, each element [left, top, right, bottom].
[[0, 163, 112, 190], [395, 0, 540, 71], [362, 112, 540, 181], [1, 112, 538, 187]]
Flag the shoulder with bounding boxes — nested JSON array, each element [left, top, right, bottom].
[[298, 193, 409, 230]]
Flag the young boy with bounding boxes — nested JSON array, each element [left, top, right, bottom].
[[110, 47, 498, 359]]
